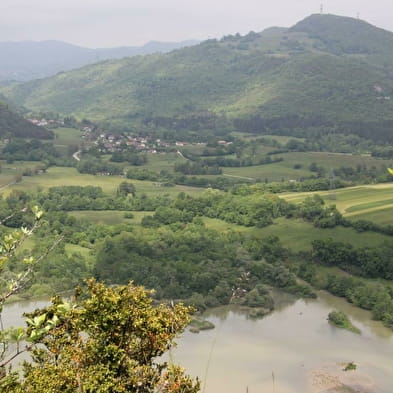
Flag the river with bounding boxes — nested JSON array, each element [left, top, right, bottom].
[[3, 291, 393, 393]]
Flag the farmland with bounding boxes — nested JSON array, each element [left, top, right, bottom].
[[203, 216, 391, 252], [2, 166, 205, 197], [282, 183, 393, 224]]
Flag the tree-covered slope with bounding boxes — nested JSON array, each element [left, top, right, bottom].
[[0, 103, 53, 139], [0, 39, 199, 82], [2, 14, 393, 134]]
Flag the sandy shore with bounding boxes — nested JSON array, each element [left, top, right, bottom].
[[308, 363, 377, 393]]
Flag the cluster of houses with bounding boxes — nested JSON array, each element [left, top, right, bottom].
[[29, 118, 65, 127], [95, 133, 172, 154]]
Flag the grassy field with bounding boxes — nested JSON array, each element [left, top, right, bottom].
[[1, 167, 205, 197], [222, 152, 391, 182], [68, 210, 152, 225], [127, 152, 186, 173], [282, 183, 393, 225], [0, 160, 44, 188], [50, 127, 89, 154], [64, 243, 92, 259], [222, 163, 311, 182], [230, 133, 305, 144], [203, 217, 391, 252]]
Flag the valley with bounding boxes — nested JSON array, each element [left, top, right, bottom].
[[0, 11, 393, 393]]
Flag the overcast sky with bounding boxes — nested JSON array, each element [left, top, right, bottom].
[[1, 0, 393, 48]]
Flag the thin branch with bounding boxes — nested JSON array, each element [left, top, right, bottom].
[[0, 207, 28, 226], [0, 343, 33, 368], [0, 236, 64, 306]]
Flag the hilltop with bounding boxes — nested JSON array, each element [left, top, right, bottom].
[[2, 14, 393, 141]]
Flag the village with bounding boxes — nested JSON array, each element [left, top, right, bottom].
[[28, 116, 232, 156]]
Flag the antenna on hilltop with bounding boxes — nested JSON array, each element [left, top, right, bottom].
[[320, 4, 324, 14], [357, 12, 360, 19]]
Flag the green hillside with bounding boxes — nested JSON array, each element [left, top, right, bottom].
[[2, 14, 393, 139], [0, 102, 53, 139]]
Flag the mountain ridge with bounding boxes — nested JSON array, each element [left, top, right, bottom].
[[2, 13, 393, 141], [0, 39, 199, 82]]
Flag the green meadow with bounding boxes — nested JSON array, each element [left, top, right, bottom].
[[222, 152, 391, 182], [2, 167, 205, 197], [68, 210, 151, 225], [282, 183, 393, 225], [0, 161, 42, 188], [203, 217, 391, 252], [127, 152, 186, 173]]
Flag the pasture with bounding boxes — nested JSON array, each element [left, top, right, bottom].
[[0, 160, 43, 189], [282, 183, 393, 225], [222, 152, 391, 182], [2, 166, 204, 197], [68, 210, 152, 225], [129, 152, 186, 173], [203, 217, 391, 252]]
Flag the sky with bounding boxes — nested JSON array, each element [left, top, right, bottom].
[[1, 0, 393, 48]]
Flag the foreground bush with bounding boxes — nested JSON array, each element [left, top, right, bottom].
[[2, 279, 200, 393]]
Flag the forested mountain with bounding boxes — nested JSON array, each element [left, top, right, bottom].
[[0, 102, 53, 139], [0, 39, 198, 81], [2, 14, 393, 141]]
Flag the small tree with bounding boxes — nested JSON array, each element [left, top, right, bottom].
[[3, 279, 200, 393], [118, 181, 136, 197]]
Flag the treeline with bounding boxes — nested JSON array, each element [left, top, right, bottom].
[[126, 168, 244, 190], [1, 139, 61, 164], [110, 151, 148, 165], [312, 238, 393, 280], [76, 158, 124, 175], [36, 185, 171, 212], [200, 155, 283, 167], [174, 161, 222, 175], [233, 115, 393, 143], [142, 190, 291, 228], [299, 257, 393, 328], [232, 178, 349, 194]]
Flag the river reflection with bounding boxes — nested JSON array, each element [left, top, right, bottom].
[[3, 292, 393, 393]]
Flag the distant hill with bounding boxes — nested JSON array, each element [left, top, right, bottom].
[[0, 102, 53, 139], [2, 14, 393, 141], [0, 40, 199, 81]]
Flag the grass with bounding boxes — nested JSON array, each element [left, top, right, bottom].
[[0, 160, 44, 188], [219, 151, 391, 182], [2, 167, 205, 197], [53, 127, 85, 145], [64, 243, 92, 259], [222, 164, 311, 182], [281, 151, 390, 170], [345, 198, 393, 213], [345, 206, 393, 225], [203, 217, 390, 252], [282, 183, 393, 224], [68, 210, 151, 225], [50, 127, 90, 155], [128, 152, 186, 173]]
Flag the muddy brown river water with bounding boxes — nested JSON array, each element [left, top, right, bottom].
[[3, 290, 393, 393]]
